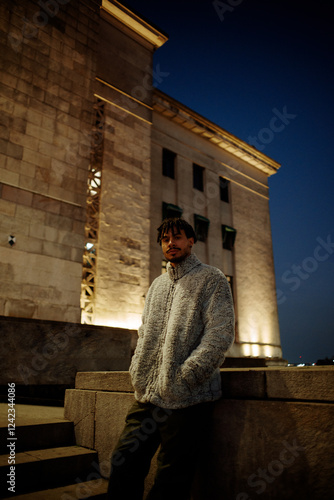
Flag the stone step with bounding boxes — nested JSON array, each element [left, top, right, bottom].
[[1, 478, 108, 499], [0, 421, 75, 454], [0, 445, 101, 497]]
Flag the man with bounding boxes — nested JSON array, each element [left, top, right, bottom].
[[107, 217, 235, 500]]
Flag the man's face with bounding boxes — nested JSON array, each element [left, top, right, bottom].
[[161, 228, 194, 267]]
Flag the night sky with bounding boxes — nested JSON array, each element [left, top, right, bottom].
[[124, 0, 334, 364]]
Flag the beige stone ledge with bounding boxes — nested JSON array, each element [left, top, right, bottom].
[[65, 369, 334, 498], [74, 367, 334, 402], [222, 367, 334, 402], [75, 371, 134, 393]]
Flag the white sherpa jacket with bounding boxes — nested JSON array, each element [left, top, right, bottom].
[[129, 254, 235, 409]]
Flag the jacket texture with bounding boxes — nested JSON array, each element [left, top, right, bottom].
[[129, 254, 235, 409]]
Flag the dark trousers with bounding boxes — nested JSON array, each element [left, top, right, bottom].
[[106, 400, 214, 500]]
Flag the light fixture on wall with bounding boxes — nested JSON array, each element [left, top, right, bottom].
[[8, 236, 16, 247]]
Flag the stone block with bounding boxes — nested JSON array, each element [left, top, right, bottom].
[[0, 318, 132, 386], [0, 124, 9, 141], [194, 398, 334, 500], [44, 212, 71, 231], [0, 199, 16, 217], [1, 184, 20, 203], [266, 367, 334, 401], [70, 246, 85, 263], [0, 154, 7, 170], [75, 371, 134, 392], [7, 141, 23, 160], [22, 148, 51, 168], [17, 188, 34, 207], [64, 389, 96, 449], [41, 114, 55, 131], [26, 122, 54, 144], [94, 391, 135, 477], [10, 129, 39, 150], [4, 299, 37, 320], [221, 368, 266, 399], [44, 226, 58, 242], [32, 193, 61, 214], [42, 240, 71, 260], [64, 369, 334, 498]]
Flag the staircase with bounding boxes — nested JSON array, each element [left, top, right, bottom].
[[0, 405, 108, 499]]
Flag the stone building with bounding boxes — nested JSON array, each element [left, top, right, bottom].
[[0, 0, 283, 364]]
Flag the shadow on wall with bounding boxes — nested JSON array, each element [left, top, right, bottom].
[[192, 370, 333, 500], [0, 316, 133, 390], [64, 369, 334, 499]]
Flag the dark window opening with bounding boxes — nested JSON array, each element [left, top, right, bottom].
[[222, 225, 237, 250], [162, 148, 176, 179], [194, 214, 210, 242], [162, 202, 183, 220], [193, 164, 204, 191], [220, 177, 230, 203]]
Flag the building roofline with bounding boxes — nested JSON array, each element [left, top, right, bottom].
[[153, 88, 281, 176], [101, 0, 168, 48]]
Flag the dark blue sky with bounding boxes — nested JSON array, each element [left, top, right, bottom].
[[125, 0, 334, 364]]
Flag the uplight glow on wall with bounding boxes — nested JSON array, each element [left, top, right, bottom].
[[94, 312, 142, 331]]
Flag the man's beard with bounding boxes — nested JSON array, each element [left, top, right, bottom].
[[166, 248, 190, 264], [167, 254, 184, 264]]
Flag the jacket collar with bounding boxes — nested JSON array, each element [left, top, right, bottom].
[[167, 253, 201, 281]]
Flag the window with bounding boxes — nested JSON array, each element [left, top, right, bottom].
[[220, 177, 230, 203], [193, 164, 204, 191], [162, 148, 176, 179], [194, 214, 210, 242], [222, 225, 237, 250], [162, 202, 183, 220]]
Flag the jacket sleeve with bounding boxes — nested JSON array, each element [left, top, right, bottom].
[[136, 281, 154, 339], [180, 273, 235, 387]]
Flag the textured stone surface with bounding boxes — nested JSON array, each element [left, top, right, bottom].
[[221, 369, 267, 399], [75, 371, 134, 392], [64, 389, 96, 449], [0, 0, 99, 322], [88, 389, 158, 497], [232, 182, 281, 358], [95, 391, 135, 476], [64, 369, 334, 499], [94, 103, 152, 330], [0, 317, 132, 385], [266, 366, 334, 401], [221, 366, 334, 401], [195, 399, 334, 500]]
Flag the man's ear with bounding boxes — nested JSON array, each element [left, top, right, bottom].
[[188, 237, 194, 247]]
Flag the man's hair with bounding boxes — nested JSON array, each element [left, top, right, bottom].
[[157, 217, 197, 245]]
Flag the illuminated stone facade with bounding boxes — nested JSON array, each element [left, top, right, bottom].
[[0, 0, 282, 362], [150, 92, 282, 360], [0, 0, 99, 323]]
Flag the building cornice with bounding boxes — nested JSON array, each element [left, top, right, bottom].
[[101, 0, 168, 48], [153, 89, 280, 176]]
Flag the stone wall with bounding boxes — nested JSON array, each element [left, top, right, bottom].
[[232, 181, 281, 358], [151, 98, 282, 360], [64, 368, 334, 499], [0, 0, 100, 322], [92, 102, 152, 330], [0, 316, 133, 388], [89, 4, 166, 330]]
